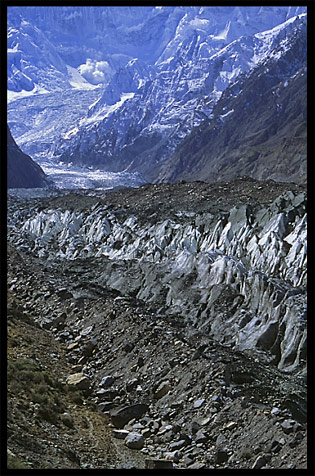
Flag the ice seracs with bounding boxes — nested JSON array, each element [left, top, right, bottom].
[[11, 185, 306, 373]]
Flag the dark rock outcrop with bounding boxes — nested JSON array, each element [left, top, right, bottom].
[[7, 126, 50, 189], [110, 404, 149, 429]]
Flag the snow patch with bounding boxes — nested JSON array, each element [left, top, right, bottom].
[[7, 84, 49, 103], [83, 92, 135, 125], [220, 109, 234, 121], [62, 126, 80, 140], [213, 20, 231, 41], [189, 18, 210, 29]]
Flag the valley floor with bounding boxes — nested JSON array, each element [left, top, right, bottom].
[[6, 178, 308, 471]]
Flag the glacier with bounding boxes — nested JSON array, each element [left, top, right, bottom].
[[8, 182, 306, 373]]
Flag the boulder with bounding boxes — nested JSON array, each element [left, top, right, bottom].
[[56, 288, 73, 300], [214, 448, 228, 464], [188, 462, 207, 469], [126, 378, 139, 392], [154, 381, 170, 399], [169, 439, 187, 451], [60, 412, 74, 428], [252, 454, 271, 469], [100, 375, 115, 388], [82, 338, 98, 357], [124, 432, 144, 450], [110, 403, 149, 429], [281, 419, 296, 434], [145, 459, 173, 469], [66, 373, 91, 390], [66, 342, 79, 351], [195, 429, 209, 443], [193, 398, 205, 408], [98, 401, 115, 412]]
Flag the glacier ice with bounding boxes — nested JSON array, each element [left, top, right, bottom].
[[9, 186, 306, 372]]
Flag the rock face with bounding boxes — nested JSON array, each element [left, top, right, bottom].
[[50, 13, 306, 183], [7, 126, 50, 189], [157, 17, 307, 184]]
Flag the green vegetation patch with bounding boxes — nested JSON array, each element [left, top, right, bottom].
[[7, 357, 67, 424]]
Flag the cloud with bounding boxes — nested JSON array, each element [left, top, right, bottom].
[[78, 58, 112, 84]]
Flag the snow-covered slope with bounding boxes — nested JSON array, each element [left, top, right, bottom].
[[8, 9, 75, 94], [7, 6, 307, 186], [50, 12, 307, 181]]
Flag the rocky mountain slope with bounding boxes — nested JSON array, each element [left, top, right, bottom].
[[50, 12, 306, 182], [7, 126, 50, 189], [7, 178, 307, 469], [7, 6, 306, 185], [157, 18, 307, 184]]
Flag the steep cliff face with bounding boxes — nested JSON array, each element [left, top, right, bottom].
[[8, 179, 306, 374], [157, 18, 307, 184], [7, 126, 50, 189]]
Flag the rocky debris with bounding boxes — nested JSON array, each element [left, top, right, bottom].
[[7, 180, 307, 470]]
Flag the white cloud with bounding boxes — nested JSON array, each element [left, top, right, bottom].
[[78, 58, 112, 84]]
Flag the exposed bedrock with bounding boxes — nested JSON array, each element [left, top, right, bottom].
[[9, 187, 306, 374]]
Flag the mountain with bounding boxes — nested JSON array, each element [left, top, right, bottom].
[[9, 6, 304, 94], [7, 6, 307, 186], [7, 126, 50, 188], [48, 10, 307, 182], [157, 17, 307, 184]]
